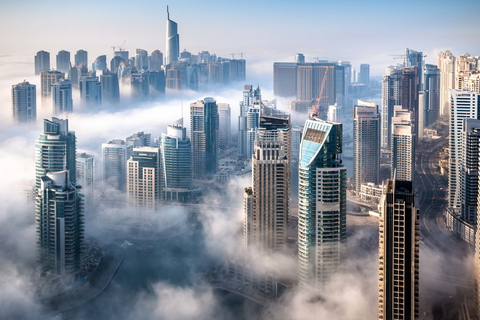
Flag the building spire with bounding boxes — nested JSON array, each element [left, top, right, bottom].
[[167, 5, 169, 19]]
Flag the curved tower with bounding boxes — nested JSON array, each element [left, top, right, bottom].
[[166, 6, 179, 66]]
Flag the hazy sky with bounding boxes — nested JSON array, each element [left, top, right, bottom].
[[1, 0, 480, 77]]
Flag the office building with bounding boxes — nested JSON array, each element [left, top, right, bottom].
[[75, 50, 88, 67], [402, 66, 419, 140], [455, 53, 478, 90], [12, 81, 36, 123], [76, 153, 95, 210], [391, 106, 415, 182], [359, 64, 370, 85], [295, 53, 305, 63], [56, 50, 70, 73], [35, 50, 50, 75], [115, 50, 129, 62], [406, 48, 423, 89], [327, 103, 342, 123], [100, 69, 120, 103], [149, 70, 166, 96], [449, 90, 480, 209], [166, 6, 179, 65], [437, 50, 456, 116], [127, 147, 161, 212], [273, 62, 297, 98], [135, 49, 149, 71], [218, 103, 231, 148], [102, 139, 133, 192], [160, 120, 193, 202], [190, 97, 219, 180], [68, 63, 88, 89], [131, 71, 150, 100], [298, 118, 346, 290], [36, 170, 84, 278], [238, 85, 262, 157], [92, 55, 107, 72], [52, 79, 73, 115], [150, 50, 163, 70], [419, 64, 440, 137], [126, 131, 151, 147], [353, 101, 380, 195], [80, 76, 102, 105], [166, 65, 181, 89], [110, 56, 125, 73], [378, 178, 419, 319], [41, 70, 65, 100], [381, 65, 402, 148]]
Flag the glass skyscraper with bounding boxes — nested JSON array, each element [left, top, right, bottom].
[[166, 6, 179, 66]]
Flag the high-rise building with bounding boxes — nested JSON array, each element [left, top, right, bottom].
[[35, 118, 77, 189], [110, 56, 125, 74], [92, 55, 107, 72], [295, 53, 305, 63], [12, 81, 36, 123], [126, 131, 151, 147], [298, 118, 346, 290], [327, 103, 342, 123], [218, 103, 231, 148], [76, 152, 95, 210], [56, 50, 70, 73], [378, 178, 419, 319], [150, 50, 163, 70], [35, 50, 50, 75], [36, 170, 84, 278], [68, 63, 88, 89], [353, 101, 380, 195], [166, 65, 181, 89], [359, 64, 370, 85], [41, 70, 65, 100], [166, 6, 179, 66], [102, 139, 133, 192], [148, 70, 166, 96], [190, 97, 219, 180], [160, 120, 193, 202], [437, 50, 456, 117], [273, 62, 297, 98], [406, 47, 424, 91], [115, 50, 129, 62], [391, 106, 415, 182], [127, 147, 161, 212], [238, 85, 264, 158], [74, 50, 88, 67], [455, 53, 478, 90], [402, 66, 419, 141], [381, 65, 402, 148], [419, 64, 440, 137], [131, 71, 150, 100], [99, 69, 120, 103], [449, 90, 480, 209], [52, 79, 73, 115], [80, 76, 102, 105], [136, 49, 149, 71]]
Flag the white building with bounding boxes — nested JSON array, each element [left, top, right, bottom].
[[102, 139, 133, 192]]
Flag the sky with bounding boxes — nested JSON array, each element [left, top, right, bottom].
[[1, 0, 480, 78]]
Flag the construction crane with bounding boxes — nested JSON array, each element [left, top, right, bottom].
[[111, 40, 127, 56], [230, 53, 244, 59], [390, 53, 427, 67], [311, 67, 331, 118]]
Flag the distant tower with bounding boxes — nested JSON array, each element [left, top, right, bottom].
[[127, 147, 161, 212], [238, 85, 262, 158], [437, 51, 456, 117], [359, 64, 370, 85], [115, 50, 129, 62], [295, 53, 305, 63], [418, 64, 440, 138], [110, 56, 125, 73], [402, 66, 419, 141], [52, 79, 73, 115], [35, 50, 50, 75], [190, 97, 219, 180], [353, 101, 380, 195], [12, 81, 36, 123], [80, 76, 102, 105], [56, 50, 71, 73], [76, 152, 95, 210], [100, 69, 120, 103], [131, 71, 150, 100], [126, 132, 151, 147], [92, 55, 107, 72], [74, 50, 88, 67], [381, 65, 402, 149], [160, 120, 193, 202], [391, 106, 415, 182], [135, 49, 149, 71], [150, 50, 163, 70], [102, 139, 133, 192], [218, 103, 231, 148], [378, 178, 419, 319], [41, 70, 65, 101], [166, 6, 180, 66], [298, 118, 346, 290], [148, 70, 166, 96]]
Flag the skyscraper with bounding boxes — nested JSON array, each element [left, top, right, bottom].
[[56, 50, 70, 73], [76, 152, 95, 210], [391, 106, 415, 182], [110, 56, 125, 74], [80, 76, 102, 105], [115, 50, 129, 62], [298, 118, 346, 290], [353, 101, 380, 195], [150, 50, 163, 70], [12, 81, 36, 123], [218, 103, 231, 148], [148, 70, 166, 96], [359, 64, 370, 85], [381, 65, 402, 148], [419, 64, 440, 137], [74, 50, 88, 67], [127, 147, 161, 212], [92, 55, 107, 72], [100, 69, 120, 103], [35, 50, 50, 75], [68, 63, 88, 89], [406, 47, 424, 90], [160, 120, 193, 202], [401, 66, 419, 141], [41, 70, 65, 100], [449, 89, 480, 209], [273, 62, 297, 98], [437, 50, 456, 116], [126, 131, 151, 147], [238, 85, 262, 157], [102, 139, 133, 192], [131, 71, 150, 100], [455, 53, 478, 90], [52, 79, 73, 115], [166, 6, 179, 66], [190, 97, 219, 180], [378, 178, 419, 319], [135, 49, 149, 71]]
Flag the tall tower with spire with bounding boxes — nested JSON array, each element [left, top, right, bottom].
[[166, 6, 180, 66]]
